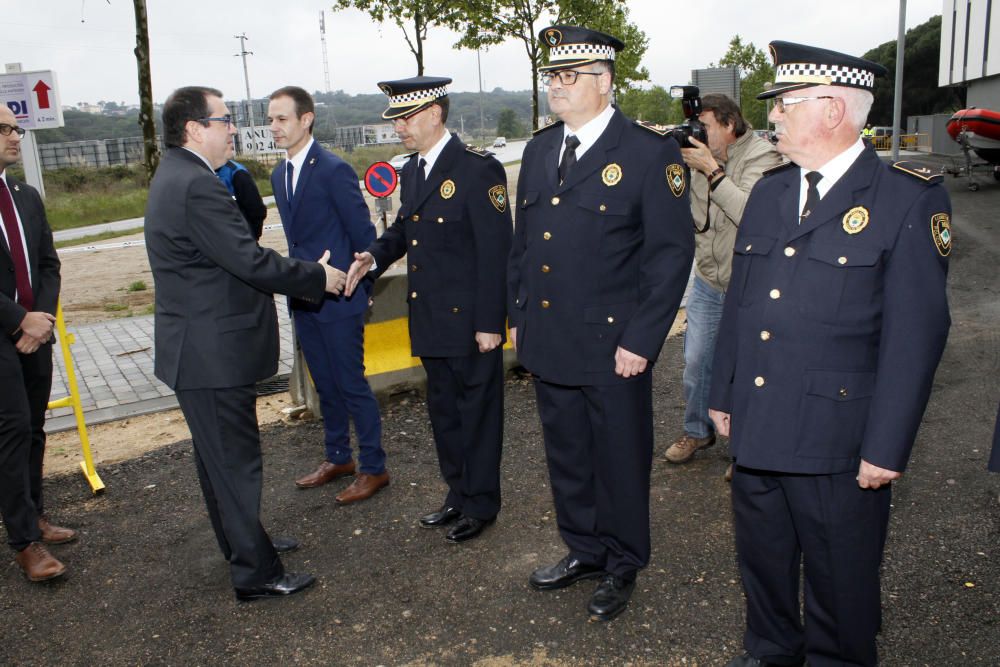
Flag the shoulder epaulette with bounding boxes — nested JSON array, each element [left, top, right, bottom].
[[634, 119, 671, 137], [533, 120, 563, 135], [892, 160, 943, 184], [465, 145, 493, 158], [762, 161, 796, 176]]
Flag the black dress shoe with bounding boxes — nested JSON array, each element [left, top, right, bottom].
[[419, 505, 461, 528], [234, 572, 316, 601], [529, 554, 605, 590], [271, 536, 299, 553], [725, 652, 805, 667], [445, 515, 495, 543], [587, 573, 636, 621]]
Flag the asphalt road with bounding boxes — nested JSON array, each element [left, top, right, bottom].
[[2, 160, 998, 666]]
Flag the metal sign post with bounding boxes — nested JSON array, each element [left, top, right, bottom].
[[1, 66, 65, 198]]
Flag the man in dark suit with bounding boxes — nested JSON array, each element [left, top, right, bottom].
[[145, 86, 346, 601], [508, 26, 694, 621], [267, 87, 388, 504], [345, 76, 511, 543], [708, 43, 951, 667], [0, 105, 77, 582]]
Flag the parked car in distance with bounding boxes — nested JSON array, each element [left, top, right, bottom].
[[753, 128, 777, 144], [493, 136, 507, 148], [389, 153, 412, 173]]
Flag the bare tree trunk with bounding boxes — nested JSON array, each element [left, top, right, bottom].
[[133, 0, 159, 184], [415, 9, 425, 75]]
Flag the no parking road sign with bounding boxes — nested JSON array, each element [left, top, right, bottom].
[[364, 161, 398, 198]]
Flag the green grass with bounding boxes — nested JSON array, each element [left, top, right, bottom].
[[103, 303, 128, 312], [54, 227, 144, 249], [126, 280, 147, 292], [46, 188, 148, 231]]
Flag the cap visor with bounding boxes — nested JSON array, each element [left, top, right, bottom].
[[539, 57, 604, 73], [381, 100, 434, 120], [757, 82, 815, 100]]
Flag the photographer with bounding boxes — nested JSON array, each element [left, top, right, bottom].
[[665, 94, 781, 470]]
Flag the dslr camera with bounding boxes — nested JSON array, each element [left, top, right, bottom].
[[668, 85, 708, 148]]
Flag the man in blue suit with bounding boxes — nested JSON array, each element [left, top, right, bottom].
[[268, 86, 388, 504], [709, 42, 951, 667]]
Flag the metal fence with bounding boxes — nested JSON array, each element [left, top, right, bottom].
[[38, 136, 164, 170]]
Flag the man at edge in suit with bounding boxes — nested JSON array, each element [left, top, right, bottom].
[[709, 43, 951, 666], [0, 104, 77, 583], [145, 86, 345, 601], [268, 87, 388, 504], [345, 76, 512, 543]]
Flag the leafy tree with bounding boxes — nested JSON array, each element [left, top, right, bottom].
[[133, 0, 159, 183], [456, 0, 647, 130], [862, 15, 965, 126], [556, 0, 649, 96], [617, 86, 681, 126], [331, 1, 463, 75], [496, 107, 526, 137], [714, 35, 773, 130]]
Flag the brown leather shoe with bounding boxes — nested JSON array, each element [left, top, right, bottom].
[[295, 460, 356, 489], [665, 433, 716, 464], [15, 543, 66, 582], [38, 515, 78, 545], [335, 471, 390, 504], [724, 463, 734, 483]]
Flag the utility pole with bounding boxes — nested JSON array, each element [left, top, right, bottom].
[[234, 32, 256, 158], [891, 0, 906, 161], [319, 11, 332, 93], [477, 49, 485, 147]]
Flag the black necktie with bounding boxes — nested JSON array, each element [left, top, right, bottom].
[[415, 158, 427, 193], [559, 135, 580, 184], [800, 171, 823, 222], [285, 162, 294, 205]]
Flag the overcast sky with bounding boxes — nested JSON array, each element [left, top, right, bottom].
[[8, 0, 944, 107]]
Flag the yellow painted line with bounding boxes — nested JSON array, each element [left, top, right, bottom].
[[363, 316, 513, 376]]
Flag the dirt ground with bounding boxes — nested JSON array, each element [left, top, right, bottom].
[[4, 164, 998, 665]]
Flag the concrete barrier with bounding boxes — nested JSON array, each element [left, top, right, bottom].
[[289, 265, 518, 410]]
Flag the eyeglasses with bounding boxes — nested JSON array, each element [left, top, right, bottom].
[[774, 96, 834, 112], [199, 115, 234, 127], [541, 70, 605, 86], [0, 123, 26, 137]]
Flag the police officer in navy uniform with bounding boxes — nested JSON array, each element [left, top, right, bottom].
[[508, 26, 694, 621], [345, 77, 512, 543], [708, 42, 951, 667], [989, 404, 1000, 473]]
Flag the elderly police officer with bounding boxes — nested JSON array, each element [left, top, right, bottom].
[[509, 26, 694, 621], [345, 77, 512, 543], [709, 42, 951, 666]]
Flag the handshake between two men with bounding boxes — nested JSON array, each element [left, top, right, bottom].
[[318, 249, 347, 295]]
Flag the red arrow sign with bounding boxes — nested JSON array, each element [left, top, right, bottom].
[[33, 80, 52, 109]]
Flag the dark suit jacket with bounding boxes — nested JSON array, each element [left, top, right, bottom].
[[709, 147, 951, 474], [508, 109, 695, 386], [271, 141, 374, 321], [1, 175, 60, 339], [145, 148, 326, 390], [368, 133, 512, 357]]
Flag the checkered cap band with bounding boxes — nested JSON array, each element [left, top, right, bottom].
[[386, 85, 449, 108], [775, 62, 875, 89], [549, 43, 616, 63]]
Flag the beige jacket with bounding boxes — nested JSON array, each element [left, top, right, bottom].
[[690, 131, 782, 292]]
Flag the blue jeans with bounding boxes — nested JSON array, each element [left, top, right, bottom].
[[682, 275, 725, 439]]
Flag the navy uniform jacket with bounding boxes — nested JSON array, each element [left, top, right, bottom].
[[271, 141, 375, 321], [367, 133, 512, 358], [508, 109, 695, 386], [989, 404, 1000, 473], [709, 147, 951, 474]]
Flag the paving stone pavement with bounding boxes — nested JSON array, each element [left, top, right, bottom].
[[44, 295, 295, 432]]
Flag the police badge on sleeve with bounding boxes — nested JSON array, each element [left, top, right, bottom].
[[666, 164, 686, 198], [930, 212, 952, 256]]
